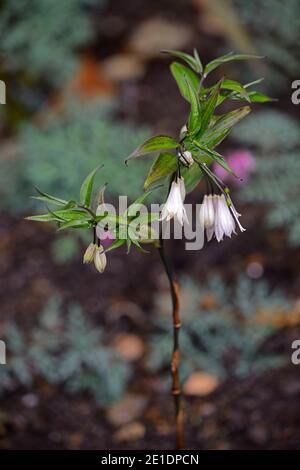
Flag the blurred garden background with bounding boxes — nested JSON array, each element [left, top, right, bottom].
[[1, 0, 300, 450]]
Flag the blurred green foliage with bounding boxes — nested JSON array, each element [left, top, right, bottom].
[[232, 0, 300, 90], [0, 98, 150, 213], [149, 274, 289, 382], [0, 297, 130, 405], [0, 0, 104, 86], [233, 110, 300, 246]]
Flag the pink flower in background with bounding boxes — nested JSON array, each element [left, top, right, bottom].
[[213, 150, 256, 185]]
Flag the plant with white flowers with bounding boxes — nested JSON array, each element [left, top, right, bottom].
[[28, 49, 272, 449]]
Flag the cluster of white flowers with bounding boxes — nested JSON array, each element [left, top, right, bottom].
[[161, 171, 245, 249], [198, 193, 245, 249]]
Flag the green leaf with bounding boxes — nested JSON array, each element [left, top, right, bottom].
[[193, 48, 203, 74], [204, 52, 264, 76], [181, 164, 203, 193], [247, 91, 276, 103], [80, 165, 103, 207], [32, 187, 68, 206], [244, 78, 264, 89], [221, 79, 250, 101], [201, 106, 251, 148], [144, 152, 177, 190], [57, 219, 91, 231], [124, 190, 154, 218], [163, 49, 202, 73], [52, 208, 90, 221], [186, 79, 201, 134], [104, 238, 126, 253], [193, 143, 236, 176], [26, 213, 58, 222], [198, 79, 223, 137], [170, 62, 199, 102], [125, 135, 179, 164]]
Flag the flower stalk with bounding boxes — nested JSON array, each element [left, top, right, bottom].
[[158, 234, 185, 450]]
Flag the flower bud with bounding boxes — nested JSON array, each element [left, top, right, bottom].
[[83, 243, 97, 264], [179, 150, 194, 167], [94, 245, 107, 273]]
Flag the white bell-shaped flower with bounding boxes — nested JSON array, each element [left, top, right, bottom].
[[161, 177, 188, 226]]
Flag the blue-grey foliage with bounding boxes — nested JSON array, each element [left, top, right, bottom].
[[0, 98, 150, 213], [148, 274, 290, 382], [0, 0, 104, 85], [0, 297, 130, 405], [233, 110, 300, 245]]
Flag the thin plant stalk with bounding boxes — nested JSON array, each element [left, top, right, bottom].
[[158, 235, 185, 449]]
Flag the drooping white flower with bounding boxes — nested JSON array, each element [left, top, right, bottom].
[[94, 245, 107, 273], [161, 177, 188, 226], [214, 194, 236, 242], [199, 194, 216, 248]]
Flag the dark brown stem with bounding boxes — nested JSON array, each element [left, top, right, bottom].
[[158, 235, 185, 450]]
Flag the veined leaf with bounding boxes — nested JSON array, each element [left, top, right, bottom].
[[57, 219, 91, 231], [144, 152, 177, 190], [124, 190, 154, 218], [221, 79, 250, 101], [247, 91, 276, 103], [201, 106, 251, 148], [193, 48, 203, 74], [204, 52, 264, 76], [80, 165, 103, 207], [186, 79, 201, 134], [125, 135, 179, 164], [51, 208, 90, 221], [193, 143, 236, 176], [104, 238, 126, 253], [32, 187, 68, 206], [170, 62, 199, 102], [163, 49, 202, 73], [244, 78, 264, 89], [198, 79, 223, 137], [26, 213, 59, 222]]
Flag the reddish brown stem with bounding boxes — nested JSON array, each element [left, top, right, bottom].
[[158, 237, 185, 450]]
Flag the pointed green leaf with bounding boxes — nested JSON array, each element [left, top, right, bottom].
[[221, 79, 250, 101], [32, 187, 68, 206], [204, 52, 264, 76], [144, 152, 177, 190], [193, 143, 236, 176], [247, 91, 276, 103], [80, 165, 103, 207], [162, 49, 202, 73], [26, 213, 58, 222], [125, 135, 179, 164], [104, 238, 126, 253], [198, 79, 223, 137], [57, 219, 91, 231], [193, 48, 203, 74], [201, 106, 251, 148], [170, 62, 199, 102], [186, 79, 201, 134]]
